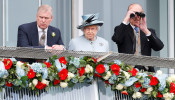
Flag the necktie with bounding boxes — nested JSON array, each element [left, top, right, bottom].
[[134, 27, 140, 55], [134, 27, 139, 33], [39, 30, 45, 46]]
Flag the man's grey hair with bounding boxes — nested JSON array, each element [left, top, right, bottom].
[[37, 5, 53, 16]]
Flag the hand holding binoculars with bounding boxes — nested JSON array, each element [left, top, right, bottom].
[[130, 12, 145, 18]]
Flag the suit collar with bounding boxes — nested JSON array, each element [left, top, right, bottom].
[[47, 26, 55, 46], [31, 22, 39, 46]]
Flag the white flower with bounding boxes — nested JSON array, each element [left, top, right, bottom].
[[41, 79, 49, 86], [85, 64, 93, 73], [123, 71, 130, 79], [32, 79, 38, 86], [147, 87, 153, 92], [60, 82, 68, 88], [116, 84, 124, 90], [3, 75, 7, 78], [68, 72, 75, 80], [156, 70, 163, 75], [16, 61, 24, 68], [167, 75, 175, 83], [103, 71, 112, 80], [163, 93, 174, 100], [132, 92, 142, 99], [29, 83, 32, 87], [144, 87, 153, 94]]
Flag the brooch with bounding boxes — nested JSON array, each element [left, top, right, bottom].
[[51, 32, 56, 37]]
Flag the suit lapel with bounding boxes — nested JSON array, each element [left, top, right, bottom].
[[47, 26, 54, 46], [128, 24, 135, 44], [140, 31, 146, 51], [31, 22, 39, 46]]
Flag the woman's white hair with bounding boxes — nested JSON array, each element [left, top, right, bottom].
[[81, 25, 101, 32]]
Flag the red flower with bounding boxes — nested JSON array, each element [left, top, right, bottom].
[[149, 76, 159, 86], [3, 59, 12, 70], [135, 82, 141, 88], [94, 73, 102, 78], [121, 91, 128, 95], [111, 64, 120, 75], [129, 68, 137, 76], [6, 82, 13, 87], [170, 82, 175, 94], [105, 80, 110, 84], [78, 67, 85, 77], [59, 68, 68, 80], [96, 64, 105, 74], [92, 57, 97, 63], [59, 57, 67, 65], [140, 88, 147, 92], [44, 62, 51, 68], [27, 69, 35, 79], [54, 79, 60, 85], [35, 81, 47, 90], [157, 92, 163, 98]]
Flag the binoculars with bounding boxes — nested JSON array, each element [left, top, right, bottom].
[[130, 12, 145, 18]]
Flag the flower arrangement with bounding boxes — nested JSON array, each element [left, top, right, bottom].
[[0, 56, 174, 100]]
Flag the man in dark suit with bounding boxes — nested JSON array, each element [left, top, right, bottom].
[[112, 3, 164, 72], [17, 5, 64, 50]]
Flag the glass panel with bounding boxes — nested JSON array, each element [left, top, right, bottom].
[[83, 0, 168, 99], [42, 0, 72, 48], [0, 1, 3, 46], [4, 0, 38, 46]]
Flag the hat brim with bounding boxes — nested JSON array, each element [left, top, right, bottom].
[[77, 21, 103, 29]]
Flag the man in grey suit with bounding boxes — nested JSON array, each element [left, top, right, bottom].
[[17, 5, 64, 50]]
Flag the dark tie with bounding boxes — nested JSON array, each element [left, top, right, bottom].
[[39, 30, 45, 46]]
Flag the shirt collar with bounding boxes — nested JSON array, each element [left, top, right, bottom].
[[37, 25, 48, 32], [130, 23, 136, 29]]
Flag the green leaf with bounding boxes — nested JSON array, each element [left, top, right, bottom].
[[152, 91, 157, 98], [79, 60, 86, 67], [68, 81, 75, 87], [21, 76, 28, 82], [79, 75, 86, 83]]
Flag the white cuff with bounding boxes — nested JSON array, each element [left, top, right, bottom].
[[146, 32, 151, 36]]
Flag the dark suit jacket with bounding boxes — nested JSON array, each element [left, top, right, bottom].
[[112, 23, 164, 72], [17, 21, 64, 63], [17, 21, 64, 48]]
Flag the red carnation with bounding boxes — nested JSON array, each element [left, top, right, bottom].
[[59, 68, 68, 80], [54, 79, 60, 85], [157, 92, 163, 98], [96, 64, 105, 74], [121, 91, 128, 95], [59, 57, 67, 65], [170, 82, 175, 94], [111, 64, 120, 75], [44, 62, 51, 68], [149, 76, 159, 86], [129, 68, 137, 76], [3, 59, 12, 70], [6, 82, 13, 87], [94, 73, 102, 78], [92, 57, 97, 63], [27, 69, 35, 79], [78, 67, 85, 77], [35, 81, 47, 90], [140, 88, 147, 92], [135, 82, 141, 88]]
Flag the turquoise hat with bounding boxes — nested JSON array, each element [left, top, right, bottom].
[[77, 13, 104, 29]]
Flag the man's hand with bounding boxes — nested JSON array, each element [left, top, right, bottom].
[[52, 45, 65, 50], [139, 17, 150, 35], [123, 10, 135, 24]]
